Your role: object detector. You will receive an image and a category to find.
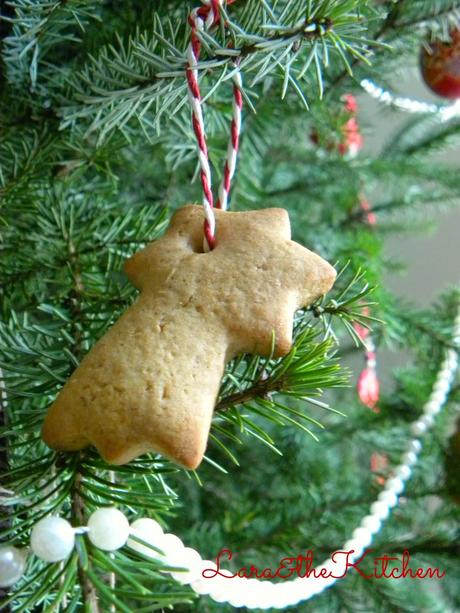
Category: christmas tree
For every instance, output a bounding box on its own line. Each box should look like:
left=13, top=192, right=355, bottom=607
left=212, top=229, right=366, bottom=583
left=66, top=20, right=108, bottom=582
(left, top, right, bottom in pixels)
left=1, top=0, right=459, bottom=611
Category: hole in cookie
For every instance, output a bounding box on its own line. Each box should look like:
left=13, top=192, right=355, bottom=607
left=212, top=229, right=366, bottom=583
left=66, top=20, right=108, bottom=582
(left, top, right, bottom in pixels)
left=187, top=235, right=205, bottom=254
left=182, top=224, right=216, bottom=254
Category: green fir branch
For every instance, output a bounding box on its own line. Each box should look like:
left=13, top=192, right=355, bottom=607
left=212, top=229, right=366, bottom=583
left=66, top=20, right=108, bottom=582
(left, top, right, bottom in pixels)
left=57, top=0, right=375, bottom=142
left=2, top=0, right=103, bottom=90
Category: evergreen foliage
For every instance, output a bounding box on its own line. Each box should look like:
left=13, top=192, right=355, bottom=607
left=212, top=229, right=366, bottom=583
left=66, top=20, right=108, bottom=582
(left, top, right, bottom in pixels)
left=1, top=0, right=459, bottom=611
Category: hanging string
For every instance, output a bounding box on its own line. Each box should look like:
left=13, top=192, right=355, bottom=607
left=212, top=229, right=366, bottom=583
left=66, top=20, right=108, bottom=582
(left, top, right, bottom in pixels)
left=186, top=0, right=243, bottom=251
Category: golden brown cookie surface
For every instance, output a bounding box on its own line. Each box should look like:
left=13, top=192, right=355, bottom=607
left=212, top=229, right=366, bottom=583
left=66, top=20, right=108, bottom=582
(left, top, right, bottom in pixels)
left=42, top=205, right=336, bottom=469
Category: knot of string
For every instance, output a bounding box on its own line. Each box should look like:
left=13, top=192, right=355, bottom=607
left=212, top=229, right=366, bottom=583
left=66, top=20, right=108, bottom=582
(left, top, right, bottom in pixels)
left=186, top=0, right=242, bottom=251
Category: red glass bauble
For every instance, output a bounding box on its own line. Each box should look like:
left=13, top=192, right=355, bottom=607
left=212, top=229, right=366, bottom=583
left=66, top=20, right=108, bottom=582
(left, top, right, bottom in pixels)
left=420, top=29, right=460, bottom=99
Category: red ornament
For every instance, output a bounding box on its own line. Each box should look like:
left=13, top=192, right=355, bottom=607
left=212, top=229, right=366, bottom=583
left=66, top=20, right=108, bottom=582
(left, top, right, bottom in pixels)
left=421, top=29, right=460, bottom=99
left=359, top=197, right=377, bottom=226
left=357, top=365, right=379, bottom=410
left=310, top=93, right=363, bottom=156
left=339, top=95, right=363, bottom=157
left=370, top=452, right=388, bottom=474
left=370, top=452, right=388, bottom=485
left=342, top=93, right=358, bottom=113
left=337, top=117, right=363, bottom=157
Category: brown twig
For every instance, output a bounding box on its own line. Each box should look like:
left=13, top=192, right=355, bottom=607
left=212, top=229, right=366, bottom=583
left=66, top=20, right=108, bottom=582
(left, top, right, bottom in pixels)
left=72, top=471, right=100, bottom=613
left=215, top=380, right=277, bottom=412
left=67, top=240, right=100, bottom=612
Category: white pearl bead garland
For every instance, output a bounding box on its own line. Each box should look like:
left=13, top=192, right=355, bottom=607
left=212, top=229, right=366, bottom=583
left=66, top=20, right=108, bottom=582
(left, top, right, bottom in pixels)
left=1, top=312, right=457, bottom=609
left=360, top=77, right=460, bottom=122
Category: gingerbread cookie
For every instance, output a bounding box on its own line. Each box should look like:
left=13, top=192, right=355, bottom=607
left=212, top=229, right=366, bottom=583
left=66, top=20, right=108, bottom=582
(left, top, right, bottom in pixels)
left=42, top=205, right=336, bottom=469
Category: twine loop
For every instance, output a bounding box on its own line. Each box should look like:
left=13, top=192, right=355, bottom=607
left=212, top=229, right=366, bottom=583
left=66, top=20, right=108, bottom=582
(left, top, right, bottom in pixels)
left=186, top=0, right=242, bottom=251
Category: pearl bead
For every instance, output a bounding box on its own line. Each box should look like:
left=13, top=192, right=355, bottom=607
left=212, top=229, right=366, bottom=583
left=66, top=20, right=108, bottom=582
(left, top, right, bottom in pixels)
left=430, top=390, right=446, bottom=406
left=0, top=545, right=27, bottom=588
left=243, top=592, right=270, bottom=610
left=190, top=560, right=218, bottom=595
left=352, top=527, right=372, bottom=548
left=228, top=580, right=250, bottom=607
left=266, top=584, right=298, bottom=609
left=342, top=538, right=364, bottom=559
left=420, top=414, right=434, bottom=429
left=190, top=578, right=211, bottom=595
left=445, top=354, right=458, bottom=370
left=264, top=582, right=287, bottom=609
left=424, top=400, right=441, bottom=416
left=370, top=500, right=390, bottom=520
left=309, top=579, right=327, bottom=598
left=433, top=380, right=449, bottom=395
left=128, top=518, right=164, bottom=557
left=31, top=517, right=75, bottom=562
left=411, top=420, right=427, bottom=436
left=408, top=439, right=422, bottom=454
left=385, top=477, right=404, bottom=495
left=401, top=451, right=417, bottom=466
left=157, top=533, right=185, bottom=566
left=320, top=557, right=347, bottom=581
left=277, top=583, right=303, bottom=607
left=238, top=578, right=267, bottom=609
left=210, top=587, right=232, bottom=604
left=169, top=547, right=202, bottom=584
left=378, top=490, right=397, bottom=508
left=88, top=508, right=129, bottom=551
left=289, top=578, right=313, bottom=601
left=208, top=570, right=235, bottom=602
left=361, top=514, right=381, bottom=534
left=395, top=464, right=412, bottom=480
left=440, top=368, right=453, bottom=382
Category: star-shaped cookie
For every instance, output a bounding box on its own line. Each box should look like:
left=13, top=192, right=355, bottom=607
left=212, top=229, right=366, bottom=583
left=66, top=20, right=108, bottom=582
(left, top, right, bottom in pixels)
left=42, top=205, right=336, bottom=469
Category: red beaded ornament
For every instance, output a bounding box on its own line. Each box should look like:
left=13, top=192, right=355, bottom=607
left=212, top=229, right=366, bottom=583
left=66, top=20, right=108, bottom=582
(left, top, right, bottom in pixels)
left=421, top=29, right=460, bottom=99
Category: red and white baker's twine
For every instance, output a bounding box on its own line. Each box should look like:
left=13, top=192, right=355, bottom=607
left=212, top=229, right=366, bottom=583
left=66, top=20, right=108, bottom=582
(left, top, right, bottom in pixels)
left=186, top=0, right=242, bottom=251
